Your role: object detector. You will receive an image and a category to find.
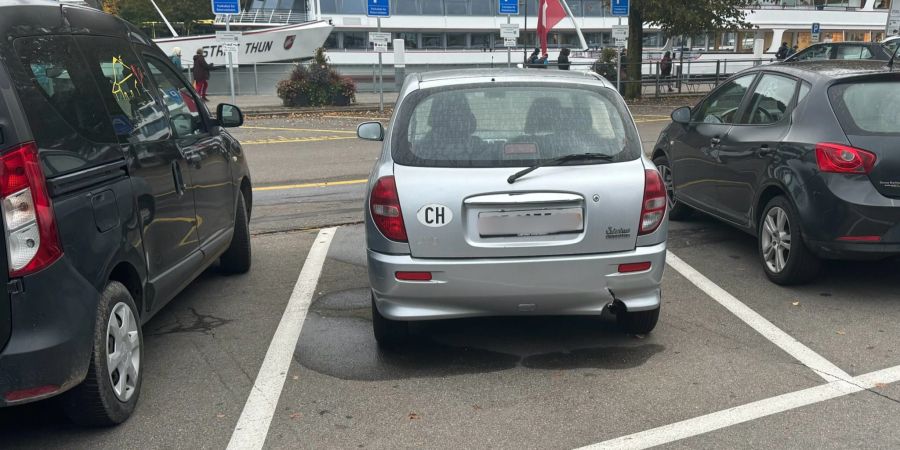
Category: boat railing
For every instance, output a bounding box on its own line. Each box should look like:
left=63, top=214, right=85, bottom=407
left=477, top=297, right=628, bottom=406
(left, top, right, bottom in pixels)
left=214, top=9, right=310, bottom=26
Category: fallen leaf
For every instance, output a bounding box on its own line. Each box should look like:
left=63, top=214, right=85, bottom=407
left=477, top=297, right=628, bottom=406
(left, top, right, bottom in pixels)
left=875, top=383, right=887, bottom=389
left=408, top=412, right=421, bottom=420
left=792, top=301, right=800, bottom=306
left=290, top=412, right=303, bottom=420
left=472, top=404, right=482, bottom=411
left=216, top=413, right=226, bottom=419
left=836, top=330, right=846, bottom=335
left=292, top=375, right=299, bottom=380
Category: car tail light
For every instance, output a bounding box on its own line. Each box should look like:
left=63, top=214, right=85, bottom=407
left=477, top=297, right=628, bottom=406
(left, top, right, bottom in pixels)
left=618, top=262, right=652, bottom=273
left=816, top=143, right=876, bottom=174
left=395, top=271, right=432, bottom=281
left=370, top=176, right=407, bottom=242
left=639, top=169, right=667, bottom=235
left=1, top=142, right=62, bottom=277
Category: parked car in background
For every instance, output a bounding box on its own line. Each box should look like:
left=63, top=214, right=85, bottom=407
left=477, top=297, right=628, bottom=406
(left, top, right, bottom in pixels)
left=359, top=69, right=668, bottom=347
left=653, top=60, right=900, bottom=285
left=0, top=1, right=252, bottom=425
left=784, top=42, right=892, bottom=62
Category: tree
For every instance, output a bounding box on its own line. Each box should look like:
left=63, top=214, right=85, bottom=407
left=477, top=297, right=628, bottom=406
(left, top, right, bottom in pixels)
left=114, top=0, right=214, bottom=36
left=625, top=0, right=754, bottom=99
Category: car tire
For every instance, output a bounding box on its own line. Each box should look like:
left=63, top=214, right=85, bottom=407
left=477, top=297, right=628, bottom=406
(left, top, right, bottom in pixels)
left=617, top=306, right=660, bottom=334
left=63, top=281, right=143, bottom=426
left=758, top=196, right=821, bottom=285
left=371, top=293, right=408, bottom=348
left=653, top=155, right=692, bottom=221
left=220, top=193, right=252, bottom=274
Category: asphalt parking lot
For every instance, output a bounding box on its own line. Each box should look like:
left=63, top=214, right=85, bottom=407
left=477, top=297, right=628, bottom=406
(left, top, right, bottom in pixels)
left=2, top=108, right=899, bottom=449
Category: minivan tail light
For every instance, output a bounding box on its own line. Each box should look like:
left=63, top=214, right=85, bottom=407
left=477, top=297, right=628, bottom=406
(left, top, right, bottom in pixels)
left=1, top=142, right=62, bottom=277
left=815, top=143, right=876, bottom=174
left=639, top=169, right=667, bottom=235
left=370, top=176, right=408, bottom=242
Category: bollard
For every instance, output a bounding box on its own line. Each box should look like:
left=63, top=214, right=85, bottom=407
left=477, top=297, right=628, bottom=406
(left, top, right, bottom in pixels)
left=254, top=63, right=259, bottom=95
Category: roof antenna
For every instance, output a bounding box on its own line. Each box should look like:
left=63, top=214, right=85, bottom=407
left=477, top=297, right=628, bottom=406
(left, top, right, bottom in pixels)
left=889, top=41, right=900, bottom=72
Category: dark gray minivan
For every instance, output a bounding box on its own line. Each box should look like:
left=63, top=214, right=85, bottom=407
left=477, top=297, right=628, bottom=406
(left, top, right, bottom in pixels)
left=0, top=1, right=252, bottom=425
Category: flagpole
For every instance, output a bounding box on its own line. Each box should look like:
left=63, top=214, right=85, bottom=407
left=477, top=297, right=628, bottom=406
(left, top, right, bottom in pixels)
left=559, top=0, right=587, bottom=51
left=523, top=0, right=529, bottom=64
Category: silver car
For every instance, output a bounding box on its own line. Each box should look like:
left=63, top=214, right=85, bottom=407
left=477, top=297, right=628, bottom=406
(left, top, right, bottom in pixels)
left=357, top=69, right=668, bottom=347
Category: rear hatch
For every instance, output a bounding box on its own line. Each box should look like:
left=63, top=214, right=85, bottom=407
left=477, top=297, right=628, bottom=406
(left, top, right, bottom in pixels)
left=389, top=81, right=646, bottom=259
left=828, top=77, right=900, bottom=198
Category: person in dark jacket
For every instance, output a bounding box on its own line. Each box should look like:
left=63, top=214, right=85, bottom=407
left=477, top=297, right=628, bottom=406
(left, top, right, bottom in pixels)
left=528, top=48, right=541, bottom=68
left=192, top=49, right=214, bottom=101
left=775, top=42, right=790, bottom=60
left=558, top=48, right=571, bottom=70
left=659, top=51, right=674, bottom=92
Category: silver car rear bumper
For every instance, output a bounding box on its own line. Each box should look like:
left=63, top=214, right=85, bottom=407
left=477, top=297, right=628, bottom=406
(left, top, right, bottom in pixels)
left=368, top=242, right=666, bottom=321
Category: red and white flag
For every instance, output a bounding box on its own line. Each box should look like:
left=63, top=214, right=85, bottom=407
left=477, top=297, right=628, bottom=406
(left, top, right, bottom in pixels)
left=537, top=0, right=567, bottom=55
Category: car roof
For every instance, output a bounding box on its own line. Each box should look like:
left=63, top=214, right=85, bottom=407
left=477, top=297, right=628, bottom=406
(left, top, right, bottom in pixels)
left=415, top=68, right=613, bottom=88
left=760, top=60, right=895, bottom=82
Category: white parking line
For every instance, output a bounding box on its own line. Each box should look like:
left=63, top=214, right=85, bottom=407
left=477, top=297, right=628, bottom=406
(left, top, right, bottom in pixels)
left=665, top=251, right=851, bottom=384
left=579, top=363, right=900, bottom=450
left=226, top=228, right=337, bottom=450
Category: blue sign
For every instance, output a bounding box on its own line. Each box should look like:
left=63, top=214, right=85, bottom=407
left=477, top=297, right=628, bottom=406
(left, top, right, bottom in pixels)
left=499, top=0, right=518, bottom=15
left=611, top=0, right=629, bottom=16
left=211, top=0, right=240, bottom=15
left=367, top=0, right=391, bottom=17
left=812, top=22, right=821, bottom=33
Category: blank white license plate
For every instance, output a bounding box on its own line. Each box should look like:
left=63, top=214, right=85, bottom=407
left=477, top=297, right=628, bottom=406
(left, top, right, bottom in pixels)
left=478, top=207, right=584, bottom=237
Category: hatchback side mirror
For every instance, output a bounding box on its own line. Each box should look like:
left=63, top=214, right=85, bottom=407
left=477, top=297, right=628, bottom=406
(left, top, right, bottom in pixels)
left=671, top=106, right=691, bottom=124
left=217, top=103, right=244, bottom=128
left=357, top=121, right=384, bottom=141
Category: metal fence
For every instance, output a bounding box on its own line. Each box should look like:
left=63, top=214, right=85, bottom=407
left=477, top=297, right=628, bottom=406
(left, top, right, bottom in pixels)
left=186, top=56, right=775, bottom=98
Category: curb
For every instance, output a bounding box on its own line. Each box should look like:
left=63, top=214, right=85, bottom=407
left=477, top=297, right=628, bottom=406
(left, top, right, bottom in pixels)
left=243, top=103, right=391, bottom=117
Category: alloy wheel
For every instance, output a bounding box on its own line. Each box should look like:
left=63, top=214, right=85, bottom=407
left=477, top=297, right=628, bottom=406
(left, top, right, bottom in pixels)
left=106, top=302, right=141, bottom=402
left=658, top=164, right=675, bottom=206
left=761, top=206, right=792, bottom=274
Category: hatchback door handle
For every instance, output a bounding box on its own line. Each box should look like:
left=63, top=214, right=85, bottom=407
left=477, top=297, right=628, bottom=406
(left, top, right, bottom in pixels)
left=710, top=137, right=721, bottom=146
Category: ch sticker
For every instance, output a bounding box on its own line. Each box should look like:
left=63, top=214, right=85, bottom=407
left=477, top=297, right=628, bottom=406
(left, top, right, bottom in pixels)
left=417, top=204, right=452, bottom=227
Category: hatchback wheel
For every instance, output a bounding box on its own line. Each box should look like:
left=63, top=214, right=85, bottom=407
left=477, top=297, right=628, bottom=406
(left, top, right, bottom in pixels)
left=220, top=192, right=252, bottom=274
left=617, top=306, right=660, bottom=334
left=371, top=293, right=408, bottom=348
left=63, top=281, right=143, bottom=426
left=758, top=196, right=821, bottom=285
left=653, top=155, right=692, bottom=220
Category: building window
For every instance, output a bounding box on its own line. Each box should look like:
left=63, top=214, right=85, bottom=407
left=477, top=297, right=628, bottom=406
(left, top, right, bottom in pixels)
left=324, top=32, right=338, bottom=49
left=445, top=0, right=467, bottom=14
left=320, top=0, right=337, bottom=13
left=394, top=0, right=418, bottom=14
left=420, top=0, right=443, bottom=14
left=583, top=0, right=607, bottom=16
left=395, top=32, right=419, bottom=49
left=471, top=33, right=492, bottom=49
left=343, top=31, right=367, bottom=49
left=341, top=0, right=366, bottom=14
left=471, top=0, right=491, bottom=14
left=422, top=33, right=444, bottom=48
left=447, top=33, right=468, bottom=48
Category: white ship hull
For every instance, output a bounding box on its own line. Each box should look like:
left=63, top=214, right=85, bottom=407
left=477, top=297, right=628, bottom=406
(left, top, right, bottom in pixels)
left=154, top=21, right=333, bottom=66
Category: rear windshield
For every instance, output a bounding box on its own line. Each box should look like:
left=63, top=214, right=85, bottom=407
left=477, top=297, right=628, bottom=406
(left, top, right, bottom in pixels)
left=829, top=82, right=900, bottom=135
left=391, top=83, right=641, bottom=168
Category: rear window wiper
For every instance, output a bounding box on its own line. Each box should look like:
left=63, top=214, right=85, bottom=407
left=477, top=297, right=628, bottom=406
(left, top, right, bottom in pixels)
left=507, top=153, right=614, bottom=184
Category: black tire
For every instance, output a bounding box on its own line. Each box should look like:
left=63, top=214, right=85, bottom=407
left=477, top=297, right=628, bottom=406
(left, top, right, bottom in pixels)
left=220, top=193, right=252, bottom=274
left=653, top=155, right=693, bottom=221
left=758, top=196, right=821, bottom=285
left=371, top=293, right=408, bottom=348
left=617, top=307, right=660, bottom=335
left=63, top=282, right=143, bottom=426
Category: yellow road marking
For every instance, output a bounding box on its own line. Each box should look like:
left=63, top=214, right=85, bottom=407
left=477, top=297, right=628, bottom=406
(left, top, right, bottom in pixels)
left=242, top=126, right=356, bottom=134
left=242, top=136, right=356, bottom=145
left=253, top=179, right=368, bottom=192
left=322, top=115, right=392, bottom=121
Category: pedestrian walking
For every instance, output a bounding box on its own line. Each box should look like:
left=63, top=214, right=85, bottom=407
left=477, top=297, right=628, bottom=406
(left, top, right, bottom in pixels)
left=775, top=42, right=790, bottom=60
left=192, top=48, right=214, bottom=101
left=659, top=51, right=674, bottom=92
left=789, top=45, right=798, bottom=57
left=558, top=48, right=571, bottom=70
left=169, top=47, right=183, bottom=71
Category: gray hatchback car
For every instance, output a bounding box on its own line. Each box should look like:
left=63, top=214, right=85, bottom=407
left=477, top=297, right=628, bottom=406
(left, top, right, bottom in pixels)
left=357, top=69, right=668, bottom=347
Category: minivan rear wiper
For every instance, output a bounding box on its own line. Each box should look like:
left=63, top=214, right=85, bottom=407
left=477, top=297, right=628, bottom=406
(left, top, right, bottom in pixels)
left=507, top=153, right=614, bottom=184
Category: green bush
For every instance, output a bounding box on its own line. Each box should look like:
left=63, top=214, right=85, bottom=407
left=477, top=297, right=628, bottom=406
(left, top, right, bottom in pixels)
left=592, top=48, right=620, bottom=85
left=277, top=48, right=357, bottom=107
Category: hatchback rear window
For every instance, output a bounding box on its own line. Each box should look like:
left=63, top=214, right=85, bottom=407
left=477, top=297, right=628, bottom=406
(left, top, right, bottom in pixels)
left=391, top=83, right=641, bottom=168
left=829, top=82, right=900, bottom=135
